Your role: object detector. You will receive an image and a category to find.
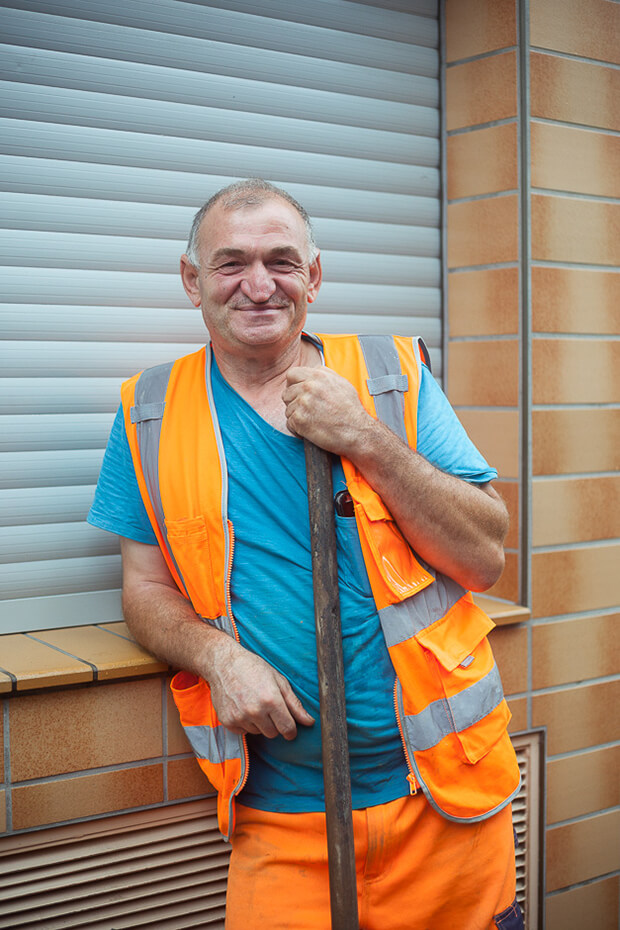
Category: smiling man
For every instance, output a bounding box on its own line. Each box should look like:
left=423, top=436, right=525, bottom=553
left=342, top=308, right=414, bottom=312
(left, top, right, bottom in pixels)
left=88, top=179, right=524, bottom=930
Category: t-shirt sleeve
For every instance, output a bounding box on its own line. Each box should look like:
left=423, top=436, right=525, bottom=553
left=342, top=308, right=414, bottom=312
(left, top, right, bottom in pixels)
left=416, top=365, right=497, bottom=484
left=87, top=406, right=158, bottom=544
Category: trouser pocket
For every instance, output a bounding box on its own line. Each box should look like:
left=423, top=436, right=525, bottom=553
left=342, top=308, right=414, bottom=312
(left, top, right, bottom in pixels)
left=494, top=897, right=524, bottom=930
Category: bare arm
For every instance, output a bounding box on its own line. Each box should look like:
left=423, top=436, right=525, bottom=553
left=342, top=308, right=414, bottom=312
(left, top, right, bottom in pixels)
left=282, top=366, right=508, bottom=592
left=121, top=537, right=314, bottom=738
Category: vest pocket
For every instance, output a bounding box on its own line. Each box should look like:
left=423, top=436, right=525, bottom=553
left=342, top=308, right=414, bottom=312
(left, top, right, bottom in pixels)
left=415, top=599, right=510, bottom=764
left=165, top=515, right=222, bottom=618
left=349, top=482, right=432, bottom=602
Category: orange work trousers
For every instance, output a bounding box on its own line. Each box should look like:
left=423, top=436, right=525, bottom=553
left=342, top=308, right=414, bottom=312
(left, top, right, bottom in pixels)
left=225, top=794, right=522, bottom=930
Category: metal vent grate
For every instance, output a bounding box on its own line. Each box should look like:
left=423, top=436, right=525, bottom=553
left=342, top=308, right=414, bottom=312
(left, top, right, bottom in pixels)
left=511, top=730, right=546, bottom=930
left=0, top=800, right=230, bottom=929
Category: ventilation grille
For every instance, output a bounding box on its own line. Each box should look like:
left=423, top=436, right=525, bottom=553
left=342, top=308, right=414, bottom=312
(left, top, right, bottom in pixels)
left=0, top=800, right=230, bottom=929
left=511, top=730, right=545, bottom=930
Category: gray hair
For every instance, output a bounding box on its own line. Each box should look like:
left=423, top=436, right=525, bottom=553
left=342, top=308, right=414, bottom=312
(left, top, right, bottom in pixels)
left=185, top=179, right=318, bottom=268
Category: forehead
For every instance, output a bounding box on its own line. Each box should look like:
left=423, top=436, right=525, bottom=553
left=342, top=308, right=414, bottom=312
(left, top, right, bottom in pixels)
left=198, top=198, right=308, bottom=257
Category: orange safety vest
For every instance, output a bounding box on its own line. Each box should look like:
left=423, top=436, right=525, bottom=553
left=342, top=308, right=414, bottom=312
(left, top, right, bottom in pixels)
left=121, top=333, right=521, bottom=840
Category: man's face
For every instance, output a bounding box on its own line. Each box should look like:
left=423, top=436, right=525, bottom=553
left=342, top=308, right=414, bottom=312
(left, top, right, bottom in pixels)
left=180, top=198, right=322, bottom=359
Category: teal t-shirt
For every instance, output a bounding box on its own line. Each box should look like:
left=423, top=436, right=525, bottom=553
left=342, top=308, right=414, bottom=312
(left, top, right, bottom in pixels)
left=209, top=361, right=409, bottom=811
left=88, top=353, right=497, bottom=812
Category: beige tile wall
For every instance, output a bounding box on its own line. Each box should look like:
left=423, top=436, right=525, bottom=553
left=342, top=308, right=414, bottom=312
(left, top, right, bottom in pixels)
left=1, top=676, right=213, bottom=836
left=445, top=0, right=620, bottom=922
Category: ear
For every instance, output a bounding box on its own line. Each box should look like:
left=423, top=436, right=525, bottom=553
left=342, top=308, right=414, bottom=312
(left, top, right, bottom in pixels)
left=180, top=254, right=201, bottom=307
left=306, top=252, right=322, bottom=304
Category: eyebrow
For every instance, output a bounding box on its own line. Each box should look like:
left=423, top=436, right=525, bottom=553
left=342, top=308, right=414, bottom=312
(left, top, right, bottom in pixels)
left=210, top=245, right=305, bottom=263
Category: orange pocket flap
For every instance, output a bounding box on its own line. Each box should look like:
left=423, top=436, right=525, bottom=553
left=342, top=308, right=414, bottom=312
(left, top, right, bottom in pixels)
left=415, top=596, right=495, bottom=672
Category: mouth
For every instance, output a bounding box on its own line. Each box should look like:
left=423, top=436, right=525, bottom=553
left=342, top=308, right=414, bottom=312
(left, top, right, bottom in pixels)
left=231, top=301, right=289, bottom=312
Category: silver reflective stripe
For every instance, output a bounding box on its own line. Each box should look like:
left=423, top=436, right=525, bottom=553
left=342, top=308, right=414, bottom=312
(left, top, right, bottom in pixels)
left=184, top=723, right=243, bottom=764
left=366, top=373, right=409, bottom=396
left=379, top=570, right=466, bottom=647
left=203, top=614, right=230, bottom=635
left=131, top=361, right=189, bottom=598
left=358, top=334, right=408, bottom=442
left=130, top=401, right=166, bottom=423
left=402, top=663, right=505, bottom=752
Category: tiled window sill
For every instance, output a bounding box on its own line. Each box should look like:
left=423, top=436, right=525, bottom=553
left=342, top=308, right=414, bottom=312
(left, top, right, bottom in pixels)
left=0, top=623, right=167, bottom=694
left=472, top=594, right=530, bottom=627
left=0, top=596, right=529, bottom=695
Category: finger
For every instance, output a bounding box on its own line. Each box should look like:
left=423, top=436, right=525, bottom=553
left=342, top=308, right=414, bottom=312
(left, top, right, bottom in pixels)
left=279, top=680, right=315, bottom=729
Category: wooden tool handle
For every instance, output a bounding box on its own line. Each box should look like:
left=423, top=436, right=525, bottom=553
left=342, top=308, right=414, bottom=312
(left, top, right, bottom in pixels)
left=304, top=439, right=359, bottom=930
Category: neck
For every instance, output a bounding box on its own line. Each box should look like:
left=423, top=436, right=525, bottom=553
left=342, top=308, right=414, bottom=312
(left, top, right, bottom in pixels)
left=211, top=335, right=321, bottom=434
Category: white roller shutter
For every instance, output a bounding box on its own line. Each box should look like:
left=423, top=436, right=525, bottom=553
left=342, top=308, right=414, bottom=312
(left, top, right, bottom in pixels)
left=0, top=0, right=441, bottom=632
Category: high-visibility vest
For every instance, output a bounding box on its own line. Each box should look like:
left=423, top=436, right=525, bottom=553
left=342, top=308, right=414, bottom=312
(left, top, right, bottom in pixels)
left=121, top=333, right=521, bottom=840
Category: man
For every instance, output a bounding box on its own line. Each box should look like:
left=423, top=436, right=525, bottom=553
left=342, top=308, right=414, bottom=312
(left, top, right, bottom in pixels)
left=89, top=179, right=524, bottom=930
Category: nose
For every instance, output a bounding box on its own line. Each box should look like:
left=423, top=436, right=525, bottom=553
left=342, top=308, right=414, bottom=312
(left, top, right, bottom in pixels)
left=239, top=262, right=277, bottom=303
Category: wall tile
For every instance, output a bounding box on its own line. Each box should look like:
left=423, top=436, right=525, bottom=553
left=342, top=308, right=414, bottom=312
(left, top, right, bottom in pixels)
left=485, top=550, right=519, bottom=603
left=455, top=409, right=520, bottom=479
left=531, top=53, right=620, bottom=130
left=167, top=758, right=213, bottom=802
left=532, top=338, right=620, bottom=405
left=11, top=764, right=164, bottom=830
left=532, top=195, right=620, bottom=266
left=546, top=875, right=619, bottom=930
left=489, top=624, right=528, bottom=695
left=448, top=340, right=519, bottom=406
left=497, top=480, right=519, bottom=550
left=546, top=810, right=620, bottom=892
left=532, top=408, right=620, bottom=476
left=507, top=698, right=527, bottom=733
left=532, top=679, right=620, bottom=755
left=448, top=267, right=520, bottom=337
left=446, top=52, right=517, bottom=131
left=533, top=612, right=620, bottom=690
left=448, top=195, right=519, bottom=267
left=532, top=266, right=620, bottom=335
left=546, top=745, right=620, bottom=824
left=531, top=0, right=620, bottom=65
left=445, top=0, right=516, bottom=62
left=531, top=122, right=620, bottom=198
left=447, top=123, right=518, bottom=199
left=532, top=544, right=620, bottom=618
left=10, top=679, right=163, bottom=782
left=532, top=476, right=620, bottom=547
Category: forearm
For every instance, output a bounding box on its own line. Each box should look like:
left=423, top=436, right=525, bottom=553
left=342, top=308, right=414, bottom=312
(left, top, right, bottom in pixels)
left=344, top=417, right=508, bottom=591
left=121, top=577, right=232, bottom=678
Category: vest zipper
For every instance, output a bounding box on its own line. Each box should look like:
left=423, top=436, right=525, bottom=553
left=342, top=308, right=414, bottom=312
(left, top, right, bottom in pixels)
left=393, top=679, right=425, bottom=799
